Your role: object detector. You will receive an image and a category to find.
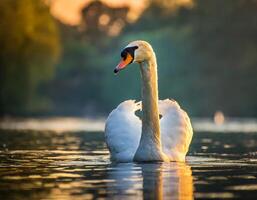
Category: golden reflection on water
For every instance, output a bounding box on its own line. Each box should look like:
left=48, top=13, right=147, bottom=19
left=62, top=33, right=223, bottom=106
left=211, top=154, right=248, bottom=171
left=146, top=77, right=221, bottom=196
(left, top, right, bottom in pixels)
left=1, top=154, right=193, bottom=199
left=107, top=162, right=193, bottom=200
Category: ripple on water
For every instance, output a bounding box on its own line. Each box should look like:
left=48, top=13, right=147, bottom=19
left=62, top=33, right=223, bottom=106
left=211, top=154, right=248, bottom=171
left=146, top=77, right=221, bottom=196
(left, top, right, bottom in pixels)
left=0, top=130, right=256, bottom=200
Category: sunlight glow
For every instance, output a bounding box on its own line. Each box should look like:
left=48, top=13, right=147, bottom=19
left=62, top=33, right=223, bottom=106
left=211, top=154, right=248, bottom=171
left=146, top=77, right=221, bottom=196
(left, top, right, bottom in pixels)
left=99, top=14, right=111, bottom=26
left=48, top=0, right=148, bottom=25
left=214, top=111, right=225, bottom=125
left=108, top=19, right=125, bottom=36
left=47, top=0, right=193, bottom=25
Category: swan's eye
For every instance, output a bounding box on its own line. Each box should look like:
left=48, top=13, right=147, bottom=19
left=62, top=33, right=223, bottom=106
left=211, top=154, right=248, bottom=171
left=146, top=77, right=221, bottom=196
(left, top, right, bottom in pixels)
left=121, top=46, right=138, bottom=61
left=121, top=50, right=127, bottom=60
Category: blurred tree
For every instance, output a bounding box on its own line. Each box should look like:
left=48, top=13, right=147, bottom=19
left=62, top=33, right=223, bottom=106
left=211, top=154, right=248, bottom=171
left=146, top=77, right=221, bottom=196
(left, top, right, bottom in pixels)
left=80, top=1, right=129, bottom=47
left=0, top=0, right=60, bottom=115
left=46, top=1, right=130, bottom=115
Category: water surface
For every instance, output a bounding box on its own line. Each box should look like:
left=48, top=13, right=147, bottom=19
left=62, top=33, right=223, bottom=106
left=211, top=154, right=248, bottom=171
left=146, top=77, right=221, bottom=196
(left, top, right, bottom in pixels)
left=0, top=130, right=256, bottom=199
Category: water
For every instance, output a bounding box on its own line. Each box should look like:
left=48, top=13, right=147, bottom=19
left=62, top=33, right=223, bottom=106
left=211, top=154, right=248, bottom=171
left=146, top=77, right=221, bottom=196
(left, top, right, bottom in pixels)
left=0, top=129, right=256, bottom=199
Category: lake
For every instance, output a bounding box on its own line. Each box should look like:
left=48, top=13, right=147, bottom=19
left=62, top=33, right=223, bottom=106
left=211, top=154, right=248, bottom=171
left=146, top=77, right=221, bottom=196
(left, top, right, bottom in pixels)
left=0, top=119, right=257, bottom=199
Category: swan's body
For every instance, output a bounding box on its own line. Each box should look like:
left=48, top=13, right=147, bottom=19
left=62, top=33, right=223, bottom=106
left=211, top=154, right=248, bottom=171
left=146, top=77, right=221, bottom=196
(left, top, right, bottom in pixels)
left=105, top=40, right=193, bottom=162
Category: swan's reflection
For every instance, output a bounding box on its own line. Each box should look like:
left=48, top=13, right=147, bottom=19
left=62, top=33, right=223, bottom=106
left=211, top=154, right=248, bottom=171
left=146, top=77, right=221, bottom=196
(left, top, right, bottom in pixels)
left=107, top=162, right=193, bottom=200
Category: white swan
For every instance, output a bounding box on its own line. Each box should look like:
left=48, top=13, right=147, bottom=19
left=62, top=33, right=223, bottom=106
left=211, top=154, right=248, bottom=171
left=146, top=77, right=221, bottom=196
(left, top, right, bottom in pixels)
left=105, top=40, right=193, bottom=162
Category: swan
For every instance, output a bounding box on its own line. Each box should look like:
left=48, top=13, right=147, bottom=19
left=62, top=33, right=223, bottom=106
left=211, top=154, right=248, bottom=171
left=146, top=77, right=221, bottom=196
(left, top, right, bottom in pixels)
left=105, top=40, right=193, bottom=162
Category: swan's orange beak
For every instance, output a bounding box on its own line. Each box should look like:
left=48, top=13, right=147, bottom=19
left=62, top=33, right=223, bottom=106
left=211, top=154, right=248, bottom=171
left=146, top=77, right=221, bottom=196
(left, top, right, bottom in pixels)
left=114, top=53, right=133, bottom=74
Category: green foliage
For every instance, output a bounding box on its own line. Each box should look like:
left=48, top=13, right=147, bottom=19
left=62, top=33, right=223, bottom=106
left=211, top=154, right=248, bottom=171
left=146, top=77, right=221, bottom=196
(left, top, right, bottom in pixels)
left=179, top=0, right=257, bottom=116
left=0, top=0, right=60, bottom=114
left=2, top=0, right=257, bottom=117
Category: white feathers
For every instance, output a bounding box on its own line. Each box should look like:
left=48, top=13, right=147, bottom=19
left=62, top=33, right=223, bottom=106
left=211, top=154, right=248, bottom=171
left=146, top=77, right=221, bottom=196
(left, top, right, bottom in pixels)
left=105, top=99, right=193, bottom=163
left=159, top=99, right=193, bottom=162
left=105, top=100, right=141, bottom=162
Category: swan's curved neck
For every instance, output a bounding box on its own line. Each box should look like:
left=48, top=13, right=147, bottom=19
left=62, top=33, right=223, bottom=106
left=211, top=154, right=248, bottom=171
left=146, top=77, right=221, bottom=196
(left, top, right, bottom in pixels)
left=134, top=51, right=165, bottom=161
left=140, top=55, right=161, bottom=145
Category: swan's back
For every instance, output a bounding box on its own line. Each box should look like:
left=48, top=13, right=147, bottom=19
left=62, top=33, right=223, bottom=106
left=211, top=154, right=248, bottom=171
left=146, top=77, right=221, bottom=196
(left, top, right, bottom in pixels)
left=105, top=100, right=141, bottom=162
left=159, top=99, right=193, bottom=162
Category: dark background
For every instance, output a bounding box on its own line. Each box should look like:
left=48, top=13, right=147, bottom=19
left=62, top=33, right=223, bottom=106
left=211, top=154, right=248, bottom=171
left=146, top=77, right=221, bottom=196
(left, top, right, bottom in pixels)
left=1, top=0, right=257, bottom=117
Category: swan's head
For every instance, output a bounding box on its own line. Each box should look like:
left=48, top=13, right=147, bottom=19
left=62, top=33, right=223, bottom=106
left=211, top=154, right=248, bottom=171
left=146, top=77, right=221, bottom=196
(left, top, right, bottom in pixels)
left=114, top=40, right=154, bottom=74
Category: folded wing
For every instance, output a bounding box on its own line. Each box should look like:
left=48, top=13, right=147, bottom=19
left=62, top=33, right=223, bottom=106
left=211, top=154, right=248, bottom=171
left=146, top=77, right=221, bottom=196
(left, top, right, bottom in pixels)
left=105, top=100, right=141, bottom=162
left=159, top=99, right=193, bottom=162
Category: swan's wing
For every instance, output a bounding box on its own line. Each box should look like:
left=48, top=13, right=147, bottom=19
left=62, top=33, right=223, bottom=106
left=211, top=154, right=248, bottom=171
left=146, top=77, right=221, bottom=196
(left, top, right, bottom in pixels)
left=159, top=99, right=193, bottom=162
left=105, top=100, right=142, bottom=162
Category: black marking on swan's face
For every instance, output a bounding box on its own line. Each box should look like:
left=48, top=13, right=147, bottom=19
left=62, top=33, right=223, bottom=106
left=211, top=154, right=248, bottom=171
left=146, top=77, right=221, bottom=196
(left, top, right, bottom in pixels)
left=114, top=45, right=139, bottom=74
left=120, top=46, right=138, bottom=63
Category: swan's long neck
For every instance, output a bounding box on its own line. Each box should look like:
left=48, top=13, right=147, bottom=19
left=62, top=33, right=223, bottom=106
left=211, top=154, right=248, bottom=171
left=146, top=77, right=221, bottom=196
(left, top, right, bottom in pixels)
left=134, top=50, right=166, bottom=161
left=140, top=55, right=161, bottom=147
